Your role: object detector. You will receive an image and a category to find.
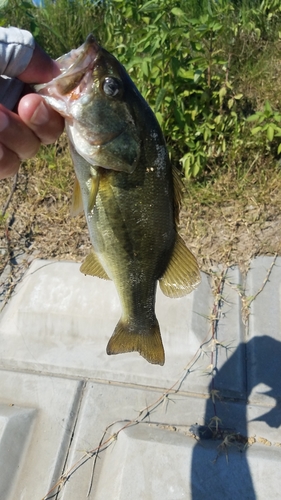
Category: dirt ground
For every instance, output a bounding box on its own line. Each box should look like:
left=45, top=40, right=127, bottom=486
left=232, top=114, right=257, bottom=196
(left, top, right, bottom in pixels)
left=1, top=139, right=281, bottom=302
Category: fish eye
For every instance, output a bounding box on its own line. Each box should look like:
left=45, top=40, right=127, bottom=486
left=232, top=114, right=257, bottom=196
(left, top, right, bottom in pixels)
left=102, top=77, right=122, bottom=97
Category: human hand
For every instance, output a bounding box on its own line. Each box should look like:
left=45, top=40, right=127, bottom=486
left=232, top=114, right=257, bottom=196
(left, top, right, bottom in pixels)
left=0, top=42, right=64, bottom=179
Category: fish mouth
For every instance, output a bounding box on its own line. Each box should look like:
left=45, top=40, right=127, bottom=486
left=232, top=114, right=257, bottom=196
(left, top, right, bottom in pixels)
left=36, top=34, right=101, bottom=96
left=54, top=34, right=100, bottom=96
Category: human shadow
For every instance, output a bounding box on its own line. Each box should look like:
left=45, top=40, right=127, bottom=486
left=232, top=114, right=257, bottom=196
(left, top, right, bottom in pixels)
left=190, top=335, right=281, bottom=500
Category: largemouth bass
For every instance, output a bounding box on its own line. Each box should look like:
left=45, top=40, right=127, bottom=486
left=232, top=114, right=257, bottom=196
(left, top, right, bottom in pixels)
left=36, top=34, right=200, bottom=365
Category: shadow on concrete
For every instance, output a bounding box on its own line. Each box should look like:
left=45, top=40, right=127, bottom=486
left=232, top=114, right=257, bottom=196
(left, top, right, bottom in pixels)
left=191, top=335, right=281, bottom=499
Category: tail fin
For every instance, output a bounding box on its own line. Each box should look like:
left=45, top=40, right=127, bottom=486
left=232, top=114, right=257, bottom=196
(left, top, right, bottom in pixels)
left=106, top=319, right=165, bottom=366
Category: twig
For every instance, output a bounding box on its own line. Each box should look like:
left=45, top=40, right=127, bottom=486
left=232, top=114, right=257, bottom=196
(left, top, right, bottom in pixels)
left=246, top=254, right=277, bottom=308
left=208, top=269, right=228, bottom=418
left=1, top=172, right=18, bottom=218
left=225, top=254, right=278, bottom=332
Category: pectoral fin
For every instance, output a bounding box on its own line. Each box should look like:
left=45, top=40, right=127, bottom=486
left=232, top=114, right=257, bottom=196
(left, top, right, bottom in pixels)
left=70, top=177, right=83, bottom=216
left=87, top=170, right=100, bottom=212
left=159, top=234, right=201, bottom=298
left=80, top=249, right=110, bottom=280
left=107, top=319, right=165, bottom=365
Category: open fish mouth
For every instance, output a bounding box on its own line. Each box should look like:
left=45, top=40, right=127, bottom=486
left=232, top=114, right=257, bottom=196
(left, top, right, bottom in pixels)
left=36, top=34, right=100, bottom=97
left=36, top=35, right=127, bottom=151
left=36, top=34, right=141, bottom=172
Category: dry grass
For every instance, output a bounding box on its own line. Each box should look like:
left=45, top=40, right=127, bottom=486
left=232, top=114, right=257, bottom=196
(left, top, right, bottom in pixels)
left=180, top=161, right=281, bottom=275
left=1, top=134, right=281, bottom=290
left=0, top=135, right=90, bottom=270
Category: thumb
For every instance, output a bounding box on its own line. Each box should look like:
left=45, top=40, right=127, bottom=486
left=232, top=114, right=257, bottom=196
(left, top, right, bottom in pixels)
left=17, top=43, right=60, bottom=84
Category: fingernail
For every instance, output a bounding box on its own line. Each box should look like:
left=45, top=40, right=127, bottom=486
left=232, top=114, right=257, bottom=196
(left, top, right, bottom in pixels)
left=30, top=101, right=49, bottom=126
left=0, top=110, right=9, bottom=132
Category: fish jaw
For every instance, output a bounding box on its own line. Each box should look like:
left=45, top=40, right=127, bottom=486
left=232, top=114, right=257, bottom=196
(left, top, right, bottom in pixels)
left=35, top=34, right=100, bottom=115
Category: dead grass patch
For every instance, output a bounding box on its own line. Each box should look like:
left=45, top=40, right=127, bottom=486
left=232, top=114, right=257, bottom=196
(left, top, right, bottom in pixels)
left=1, top=135, right=281, bottom=287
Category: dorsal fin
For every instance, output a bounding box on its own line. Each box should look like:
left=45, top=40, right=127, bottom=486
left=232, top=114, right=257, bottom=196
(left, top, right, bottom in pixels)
left=70, top=176, right=83, bottom=216
left=159, top=234, right=201, bottom=298
left=172, top=166, right=184, bottom=224
left=80, top=249, right=110, bottom=280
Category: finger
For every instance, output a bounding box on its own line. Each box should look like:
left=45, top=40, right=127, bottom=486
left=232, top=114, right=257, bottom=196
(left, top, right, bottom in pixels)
left=18, top=94, right=64, bottom=145
left=0, top=105, right=40, bottom=160
left=0, top=143, right=20, bottom=180
left=17, top=42, right=60, bottom=83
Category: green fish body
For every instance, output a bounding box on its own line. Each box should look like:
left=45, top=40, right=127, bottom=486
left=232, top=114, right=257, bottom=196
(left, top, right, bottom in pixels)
left=36, top=35, right=201, bottom=365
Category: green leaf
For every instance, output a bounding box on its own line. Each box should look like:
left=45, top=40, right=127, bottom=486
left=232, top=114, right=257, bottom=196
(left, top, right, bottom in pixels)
left=139, top=1, right=158, bottom=12
left=251, top=126, right=262, bottom=135
left=219, top=87, right=227, bottom=99
left=247, top=114, right=260, bottom=122
left=155, top=111, right=163, bottom=126
left=177, top=67, right=194, bottom=79
left=277, top=143, right=281, bottom=154
left=192, top=162, right=201, bottom=177
left=228, top=98, right=234, bottom=109
left=194, top=70, right=203, bottom=83
left=171, top=7, right=186, bottom=18
left=155, top=88, right=166, bottom=112
left=267, top=125, right=274, bottom=141
left=234, top=93, right=243, bottom=100
left=264, top=100, right=272, bottom=113
left=141, top=59, right=149, bottom=77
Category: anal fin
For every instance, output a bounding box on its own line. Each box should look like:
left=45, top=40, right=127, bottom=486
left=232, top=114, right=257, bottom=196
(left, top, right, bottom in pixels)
left=159, top=234, right=201, bottom=298
left=80, top=249, right=110, bottom=280
left=107, top=319, right=165, bottom=366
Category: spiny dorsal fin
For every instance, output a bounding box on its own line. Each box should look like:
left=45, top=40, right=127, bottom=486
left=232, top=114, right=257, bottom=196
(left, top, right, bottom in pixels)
left=172, top=166, right=184, bottom=224
left=80, top=249, right=110, bottom=280
left=71, top=176, right=83, bottom=216
left=107, top=319, right=165, bottom=365
left=159, top=234, right=201, bottom=298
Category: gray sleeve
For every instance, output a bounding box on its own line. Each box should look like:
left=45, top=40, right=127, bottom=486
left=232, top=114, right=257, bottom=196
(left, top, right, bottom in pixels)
left=0, top=27, right=35, bottom=110
left=0, top=27, right=35, bottom=77
left=0, top=76, right=24, bottom=110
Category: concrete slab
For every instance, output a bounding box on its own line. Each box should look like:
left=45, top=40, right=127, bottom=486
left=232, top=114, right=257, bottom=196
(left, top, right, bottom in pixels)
left=0, top=368, right=83, bottom=499
left=206, top=266, right=246, bottom=398
left=57, top=381, right=280, bottom=500
left=246, top=256, right=281, bottom=404
left=0, top=259, right=213, bottom=391
left=95, top=424, right=281, bottom=500
left=0, top=260, right=246, bottom=398
left=0, top=256, right=280, bottom=499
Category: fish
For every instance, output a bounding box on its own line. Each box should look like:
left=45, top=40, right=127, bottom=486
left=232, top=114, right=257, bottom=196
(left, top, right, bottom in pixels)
left=36, top=34, right=201, bottom=365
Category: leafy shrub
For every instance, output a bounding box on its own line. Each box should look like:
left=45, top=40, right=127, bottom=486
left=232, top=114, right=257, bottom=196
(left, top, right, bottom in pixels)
left=2, top=0, right=281, bottom=177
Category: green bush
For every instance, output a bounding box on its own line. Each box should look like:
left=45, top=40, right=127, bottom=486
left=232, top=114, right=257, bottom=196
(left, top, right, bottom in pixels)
left=2, top=0, right=281, bottom=177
